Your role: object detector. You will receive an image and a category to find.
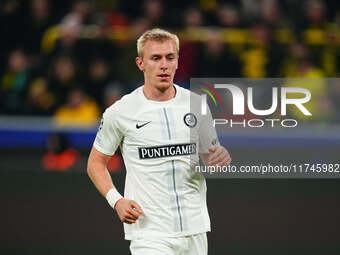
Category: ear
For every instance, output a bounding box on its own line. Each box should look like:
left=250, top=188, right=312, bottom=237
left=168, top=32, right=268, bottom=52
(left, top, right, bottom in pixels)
left=136, top=57, right=144, bottom=72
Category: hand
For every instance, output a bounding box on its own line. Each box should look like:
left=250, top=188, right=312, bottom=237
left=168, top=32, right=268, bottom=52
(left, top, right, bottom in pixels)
left=114, top=198, right=143, bottom=224
left=207, top=146, right=232, bottom=167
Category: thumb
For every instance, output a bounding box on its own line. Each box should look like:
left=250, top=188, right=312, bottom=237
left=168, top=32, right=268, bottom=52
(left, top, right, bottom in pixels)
left=208, top=147, right=217, bottom=153
left=130, top=200, right=143, bottom=214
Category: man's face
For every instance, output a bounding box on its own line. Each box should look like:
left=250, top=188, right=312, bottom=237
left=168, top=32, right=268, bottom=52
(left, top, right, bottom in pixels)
left=136, top=39, right=178, bottom=91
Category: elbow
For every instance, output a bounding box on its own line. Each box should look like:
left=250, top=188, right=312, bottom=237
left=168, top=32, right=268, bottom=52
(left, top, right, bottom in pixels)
left=87, top=160, right=93, bottom=177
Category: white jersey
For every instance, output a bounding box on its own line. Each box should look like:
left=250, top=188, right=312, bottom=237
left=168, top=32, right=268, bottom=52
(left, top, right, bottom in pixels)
left=94, top=84, right=218, bottom=240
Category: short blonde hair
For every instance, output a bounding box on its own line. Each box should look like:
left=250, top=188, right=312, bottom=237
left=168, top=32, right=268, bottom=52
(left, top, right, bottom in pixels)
left=137, top=28, right=180, bottom=57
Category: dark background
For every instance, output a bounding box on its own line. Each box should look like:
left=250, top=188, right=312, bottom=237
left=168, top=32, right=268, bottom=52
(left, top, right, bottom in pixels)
left=1, top=171, right=340, bottom=255
left=1, top=139, right=340, bottom=255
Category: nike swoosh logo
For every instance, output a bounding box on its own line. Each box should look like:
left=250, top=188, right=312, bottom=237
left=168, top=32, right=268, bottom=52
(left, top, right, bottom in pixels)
left=136, top=121, right=151, bottom=129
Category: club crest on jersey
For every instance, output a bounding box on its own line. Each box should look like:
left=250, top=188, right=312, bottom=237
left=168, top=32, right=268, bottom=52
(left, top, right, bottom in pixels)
left=183, top=113, right=197, bottom=128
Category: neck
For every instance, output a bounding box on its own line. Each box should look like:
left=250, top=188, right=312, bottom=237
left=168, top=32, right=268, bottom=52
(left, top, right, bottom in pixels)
left=143, top=83, right=176, bottom=101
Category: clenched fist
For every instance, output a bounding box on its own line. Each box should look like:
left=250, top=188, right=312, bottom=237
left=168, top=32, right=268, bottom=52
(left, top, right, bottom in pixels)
left=207, top=146, right=232, bottom=166
left=115, top=198, right=143, bottom=224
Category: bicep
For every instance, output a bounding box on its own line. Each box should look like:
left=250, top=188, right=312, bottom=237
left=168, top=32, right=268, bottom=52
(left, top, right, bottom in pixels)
left=88, top=146, right=111, bottom=170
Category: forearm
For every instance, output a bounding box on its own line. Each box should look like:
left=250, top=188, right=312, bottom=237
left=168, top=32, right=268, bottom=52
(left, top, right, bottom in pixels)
left=88, top=160, right=124, bottom=210
left=87, top=161, right=115, bottom=197
left=87, top=146, right=118, bottom=197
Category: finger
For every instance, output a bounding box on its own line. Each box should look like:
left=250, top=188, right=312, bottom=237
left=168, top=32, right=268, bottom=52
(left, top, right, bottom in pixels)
left=217, top=157, right=231, bottom=167
left=208, top=150, right=224, bottom=165
left=125, top=210, right=138, bottom=220
left=223, top=155, right=232, bottom=166
left=218, top=150, right=230, bottom=163
left=210, top=156, right=226, bottom=166
left=208, top=147, right=217, bottom=153
left=209, top=146, right=225, bottom=159
left=130, top=200, right=143, bottom=214
left=216, top=157, right=228, bottom=166
left=211, top=152, right=230, bottom=166
left=128, top=208, right=141, bottom=219
left=123, top=217, right=136, bottom=224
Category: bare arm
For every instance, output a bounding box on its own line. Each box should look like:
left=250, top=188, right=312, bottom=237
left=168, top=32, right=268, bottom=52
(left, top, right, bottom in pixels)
left=87, top=146, right=114, bottom=197
left=200, top=146, right=232, bottom=167
left=87, top=146, right=143, bottom=224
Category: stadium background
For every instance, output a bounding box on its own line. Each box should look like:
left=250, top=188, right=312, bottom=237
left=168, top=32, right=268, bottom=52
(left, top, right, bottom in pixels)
left=1, top=0, right=340, bottom=254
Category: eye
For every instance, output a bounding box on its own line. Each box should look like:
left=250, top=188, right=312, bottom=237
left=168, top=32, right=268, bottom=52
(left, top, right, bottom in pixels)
left=152, top=56, right=160, bottom=60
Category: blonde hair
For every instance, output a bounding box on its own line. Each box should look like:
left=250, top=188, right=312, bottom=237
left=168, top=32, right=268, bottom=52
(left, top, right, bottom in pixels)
left=137, top=28, right=179, bottom=57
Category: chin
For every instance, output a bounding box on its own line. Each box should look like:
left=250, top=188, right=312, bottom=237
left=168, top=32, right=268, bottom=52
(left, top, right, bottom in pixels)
left=155, top=82, right=172, bottom=92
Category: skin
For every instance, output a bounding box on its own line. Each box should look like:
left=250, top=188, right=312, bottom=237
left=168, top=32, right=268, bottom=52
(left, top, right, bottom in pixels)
left=135, top=39, right=178, bottom=101
left=87, top=38, right=231, bottom=225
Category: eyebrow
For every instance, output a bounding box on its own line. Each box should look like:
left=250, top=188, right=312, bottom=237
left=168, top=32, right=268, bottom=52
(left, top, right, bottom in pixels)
left=150, top=53, right=175, bottom=58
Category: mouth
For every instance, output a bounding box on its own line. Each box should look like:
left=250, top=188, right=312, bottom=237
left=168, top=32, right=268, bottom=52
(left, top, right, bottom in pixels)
left=157, top=74, right=170, bottom=80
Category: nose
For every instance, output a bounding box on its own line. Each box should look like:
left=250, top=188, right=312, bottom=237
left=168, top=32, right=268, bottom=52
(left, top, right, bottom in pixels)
left=160, top=58, right=168, bottom=71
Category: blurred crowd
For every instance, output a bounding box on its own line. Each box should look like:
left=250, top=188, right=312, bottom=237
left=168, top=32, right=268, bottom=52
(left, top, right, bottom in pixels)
left=1, top=0, right=340, bottom=124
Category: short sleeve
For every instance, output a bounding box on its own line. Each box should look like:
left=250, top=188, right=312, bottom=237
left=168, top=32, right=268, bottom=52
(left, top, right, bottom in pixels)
left=198, top=106, right=219, bottom=153
left=93, top=109, right=123, bottom=156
